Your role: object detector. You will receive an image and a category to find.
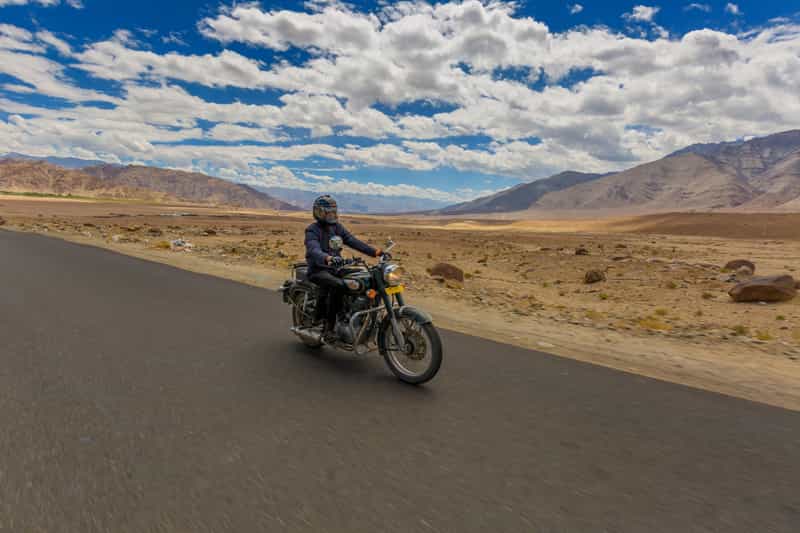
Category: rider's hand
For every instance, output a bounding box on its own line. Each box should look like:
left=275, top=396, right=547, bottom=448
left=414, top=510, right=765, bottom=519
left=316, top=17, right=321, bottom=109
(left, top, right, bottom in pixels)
left=380, top=251, right=392, bottom=261
left=329, top=256, right=345, bottom=268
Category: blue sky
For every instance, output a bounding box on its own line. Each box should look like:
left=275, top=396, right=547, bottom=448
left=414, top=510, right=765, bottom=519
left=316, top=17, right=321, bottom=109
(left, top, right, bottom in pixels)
left=1, top=0, right=799, bottom=204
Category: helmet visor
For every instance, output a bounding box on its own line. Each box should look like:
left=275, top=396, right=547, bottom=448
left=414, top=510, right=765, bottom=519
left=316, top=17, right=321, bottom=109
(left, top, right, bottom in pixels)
left=320, top=205, right=337, bottom=224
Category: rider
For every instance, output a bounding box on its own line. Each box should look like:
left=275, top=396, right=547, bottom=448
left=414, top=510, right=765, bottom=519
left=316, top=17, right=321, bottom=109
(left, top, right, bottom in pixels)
left=305, top=195, right=384, bottom=339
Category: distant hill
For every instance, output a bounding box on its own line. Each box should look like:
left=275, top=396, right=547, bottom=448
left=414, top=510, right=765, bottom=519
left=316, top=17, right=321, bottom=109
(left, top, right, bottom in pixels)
left=0, top=160, right=298, bottom=210
left=437, top=129, right=800, bottom=213
left=432, top=171, right=606, bottom=215
left=260, top=187, right=450, bottom=213
left=1, top=152, right=106, bottom=169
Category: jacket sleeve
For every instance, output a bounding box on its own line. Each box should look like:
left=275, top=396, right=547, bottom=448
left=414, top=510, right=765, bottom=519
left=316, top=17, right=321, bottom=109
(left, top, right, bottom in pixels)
left=305, top=225, right=329, bottom=267
left=340, top=224, right=378, bottom=257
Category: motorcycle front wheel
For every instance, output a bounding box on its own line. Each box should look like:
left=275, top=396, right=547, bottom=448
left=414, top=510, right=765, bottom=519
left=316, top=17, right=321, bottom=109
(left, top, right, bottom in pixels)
left=379, top=317, right=442, bottom=385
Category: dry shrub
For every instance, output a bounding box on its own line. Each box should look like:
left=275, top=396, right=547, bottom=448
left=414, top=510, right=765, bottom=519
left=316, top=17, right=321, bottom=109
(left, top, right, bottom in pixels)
left=639, top=317, right=671, bottom=331
left=731, top=325, right=749, bottom=336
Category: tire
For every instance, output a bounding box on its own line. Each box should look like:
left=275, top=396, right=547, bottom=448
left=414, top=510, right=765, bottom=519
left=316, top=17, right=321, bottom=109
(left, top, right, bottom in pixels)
left=291, top=289, right=322, bottom=349
left=379, top=318, right=443, bottom=385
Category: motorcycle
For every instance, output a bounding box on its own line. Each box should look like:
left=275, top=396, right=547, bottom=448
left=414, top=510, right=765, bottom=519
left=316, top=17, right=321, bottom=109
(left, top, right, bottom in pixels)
left=279, top=239, right=443, bottom=385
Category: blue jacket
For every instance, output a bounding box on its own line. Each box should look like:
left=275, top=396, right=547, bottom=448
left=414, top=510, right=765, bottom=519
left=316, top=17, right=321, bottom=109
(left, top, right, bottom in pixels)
left=305, top=221, right=378, bottom=274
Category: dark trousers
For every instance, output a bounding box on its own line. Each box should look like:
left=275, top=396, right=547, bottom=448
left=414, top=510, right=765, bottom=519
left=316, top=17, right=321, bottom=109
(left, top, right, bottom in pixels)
left=308, top=270, right=346, bottom=330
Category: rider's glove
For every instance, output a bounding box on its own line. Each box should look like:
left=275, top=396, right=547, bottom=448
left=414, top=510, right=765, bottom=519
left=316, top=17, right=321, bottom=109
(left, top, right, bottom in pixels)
left=380, top=251, right=392, bottom=261
left=329, top=256, right=345, bottom=268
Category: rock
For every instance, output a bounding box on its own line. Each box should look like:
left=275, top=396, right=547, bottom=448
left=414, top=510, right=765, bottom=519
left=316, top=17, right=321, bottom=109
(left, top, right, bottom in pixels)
left=575, top=246, right=590, bottom=256
left=584, top=270, right=606, bottom=284
left=736, top=264, right=754, bottom=277
left=146, top=227, right=163, bottom=236
left=611, top=255, right=631, bottom=261
left=111, top=234, right=123, bottom=243
left=203, top=229, right=217, bottom=236
left=729, top=275, right=797, bottom=303
left=170, top=238, right=193, bottom=251
left=429, top=262, right=464, bottom=282
left=724, top=259, right=755, bottom=273
left=444, top=279, right=463, bottom=290
left=0, top=216, right=5, bottom=226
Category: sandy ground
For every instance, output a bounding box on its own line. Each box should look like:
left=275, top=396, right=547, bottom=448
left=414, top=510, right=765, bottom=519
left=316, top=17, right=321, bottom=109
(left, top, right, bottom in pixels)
left=2, top=195, right=799, bottom=410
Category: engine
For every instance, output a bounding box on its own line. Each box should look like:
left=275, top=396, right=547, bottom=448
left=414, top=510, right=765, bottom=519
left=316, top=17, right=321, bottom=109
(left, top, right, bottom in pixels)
left=335, top=295, right=372, bottom=345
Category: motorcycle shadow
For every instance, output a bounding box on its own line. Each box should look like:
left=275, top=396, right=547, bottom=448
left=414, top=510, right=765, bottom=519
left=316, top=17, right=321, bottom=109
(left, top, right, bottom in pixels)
left=276, top=340, right=436, bottom=393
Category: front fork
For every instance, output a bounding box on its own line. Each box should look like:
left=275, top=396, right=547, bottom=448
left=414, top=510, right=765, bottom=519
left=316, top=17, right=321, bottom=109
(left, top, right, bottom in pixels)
left=381, top=291, right=406, bottom=348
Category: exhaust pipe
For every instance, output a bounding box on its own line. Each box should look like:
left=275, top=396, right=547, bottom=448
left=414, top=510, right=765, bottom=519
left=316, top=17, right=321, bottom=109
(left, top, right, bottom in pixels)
left=291, top=326, right=322, bottom=345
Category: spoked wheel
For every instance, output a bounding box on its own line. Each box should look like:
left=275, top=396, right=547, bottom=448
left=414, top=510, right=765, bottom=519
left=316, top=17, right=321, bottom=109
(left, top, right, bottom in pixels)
left=291, top=289, right=322, bottom=349
left=380, top=317, right=442, bottom=385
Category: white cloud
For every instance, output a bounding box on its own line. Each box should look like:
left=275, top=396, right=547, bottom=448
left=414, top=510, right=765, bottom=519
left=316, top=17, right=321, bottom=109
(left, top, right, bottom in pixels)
left=569, top=4, right=583, bottom=15
left=36, top=30, right=72, bottom=55
left=684, top=3, right=711, bottom=12
left=0, top=0, right=81, bottom=7
left=0, top=23, right=44, bottom=52
left=302, top=172, right=335, bottom=182
left=623, top=5, right=661, bottom=23
left=725, top=3, right=742, bottom=16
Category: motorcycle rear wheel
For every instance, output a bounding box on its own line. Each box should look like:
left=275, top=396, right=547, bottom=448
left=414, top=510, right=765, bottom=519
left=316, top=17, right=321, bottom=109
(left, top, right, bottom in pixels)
left=292, top=289, right=322, bottom=349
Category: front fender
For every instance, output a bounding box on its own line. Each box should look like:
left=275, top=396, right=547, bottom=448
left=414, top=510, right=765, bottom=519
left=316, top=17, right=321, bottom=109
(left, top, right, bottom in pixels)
left=395, top=305, right=433, bottom=325
left=378, top=305, right=433, bottom=355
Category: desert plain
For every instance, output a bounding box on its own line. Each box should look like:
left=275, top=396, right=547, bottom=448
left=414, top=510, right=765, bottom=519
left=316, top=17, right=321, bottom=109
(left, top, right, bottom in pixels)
left=2, top=194, right=799, bottom=410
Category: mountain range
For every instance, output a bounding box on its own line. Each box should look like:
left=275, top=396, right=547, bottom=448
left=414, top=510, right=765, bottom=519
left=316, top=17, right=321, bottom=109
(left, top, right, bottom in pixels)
left=2, top=129, right=799, bottom=214
left=259, top=187, right=450, bottom=213
left=0, top=159, right=297, bottom=210
left=434, top=129, right=800, bottom=214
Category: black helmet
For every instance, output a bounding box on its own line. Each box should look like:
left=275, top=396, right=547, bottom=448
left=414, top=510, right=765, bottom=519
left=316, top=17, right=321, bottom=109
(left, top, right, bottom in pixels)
left=313, top=195, right=338, bottom=224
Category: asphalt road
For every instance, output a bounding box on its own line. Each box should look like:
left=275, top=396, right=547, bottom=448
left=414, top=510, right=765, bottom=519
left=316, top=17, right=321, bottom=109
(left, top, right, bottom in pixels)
left=1, top=229, right=799, bottom=533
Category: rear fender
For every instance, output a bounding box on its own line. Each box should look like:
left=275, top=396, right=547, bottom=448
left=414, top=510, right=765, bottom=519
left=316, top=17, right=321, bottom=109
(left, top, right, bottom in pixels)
left=280, top=280, right=316, bottom=304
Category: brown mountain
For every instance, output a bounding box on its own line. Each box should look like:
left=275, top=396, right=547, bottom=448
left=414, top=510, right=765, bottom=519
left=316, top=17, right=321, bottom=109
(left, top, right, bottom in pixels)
left=535, top=153, right=756, bottom=210
left=0, top=160, right=297, bottom=210
left=442, top=130, right=800, bottom=213
left=431, top=171, right=606, bottom=215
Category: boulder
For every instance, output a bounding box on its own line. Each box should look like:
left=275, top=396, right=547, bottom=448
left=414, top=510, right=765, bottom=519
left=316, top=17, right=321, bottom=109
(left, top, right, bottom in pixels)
left=575, top=246, right=590, bottom=256
left=725, top=259, right=755, bottom=273
left=729, top=275, right=797, bottom=303
left=0, top=216, right=5, bottom=226
left=736, top=265, right=754, bottom=277
left=429, top=262, right=464, bottom=282
left=146, top=227, right=163, bottom=236
left=444, top=279, right=463, bottom=290
left=584, top=270, right=606, bottom=284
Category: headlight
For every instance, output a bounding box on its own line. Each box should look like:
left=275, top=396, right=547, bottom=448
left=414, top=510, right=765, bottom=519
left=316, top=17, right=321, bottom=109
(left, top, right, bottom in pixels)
left=384, top=264, right=404, bottom=286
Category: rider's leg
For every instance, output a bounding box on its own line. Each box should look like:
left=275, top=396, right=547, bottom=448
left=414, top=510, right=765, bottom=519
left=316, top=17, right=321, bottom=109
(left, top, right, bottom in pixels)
left=308, top=271, right=346, bottom=332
